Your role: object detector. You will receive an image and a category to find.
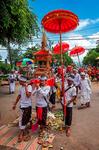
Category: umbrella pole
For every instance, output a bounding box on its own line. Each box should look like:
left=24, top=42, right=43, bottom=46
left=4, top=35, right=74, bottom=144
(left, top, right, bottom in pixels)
left=60, top=31, right=62, bottom=65
left=77, top=53, right=81, bottom=67
left=59, top=30, right=66, bottom=121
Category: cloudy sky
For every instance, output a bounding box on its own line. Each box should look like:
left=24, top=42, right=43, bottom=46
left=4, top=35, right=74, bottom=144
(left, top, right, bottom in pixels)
left=0, top=0, right=99, bottom=62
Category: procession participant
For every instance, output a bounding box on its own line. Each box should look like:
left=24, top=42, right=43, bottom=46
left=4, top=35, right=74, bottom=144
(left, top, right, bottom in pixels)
left=8, top=70, right=16, bottom=94
left=12, top=76, right=32, bottom=142
left=84, top=69, right=90, bottom=79
left=73, top=69, right=81, bottom=104
left=32, top=75, right=50, bottom=133
left=66, top=65, right=73, bottom=74
left=79, top=72, right=92, bottom=108
left=61, top=77, right=76, bottom=137
left=79, top=67, right=85, bottom=73
left=73, top=69, right=81, bottom=93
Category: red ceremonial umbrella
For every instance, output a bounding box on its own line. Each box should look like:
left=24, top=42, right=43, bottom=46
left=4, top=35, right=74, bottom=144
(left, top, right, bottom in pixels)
left=70, top=46, right=85, bottom=66
left=53, top=42, right=69, bottom=54
left=42, top=9, right=79, bottom=118
left=42, top=9, right=79, bottom=63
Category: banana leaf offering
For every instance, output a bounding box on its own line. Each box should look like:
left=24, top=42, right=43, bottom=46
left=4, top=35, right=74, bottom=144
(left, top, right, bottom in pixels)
left=47, top=110, right=64, bottom=131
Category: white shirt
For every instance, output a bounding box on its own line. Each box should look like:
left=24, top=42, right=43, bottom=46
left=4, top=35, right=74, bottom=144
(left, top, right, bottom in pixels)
left=62, top=85, right=76, bottom=107
left=80, top=78, right=91, bottom=93
left=8, top=74, right=16, bottom=83
left=33, top=86, right=50, bottom=107
left=19, top=85, right=32, bottom=108
left=73, top=73, right=81, bottom=86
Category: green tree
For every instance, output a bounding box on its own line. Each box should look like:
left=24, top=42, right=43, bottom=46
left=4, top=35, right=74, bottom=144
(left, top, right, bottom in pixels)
left=0, top=0, right=39, bottom=67
left=0, top=62, right=11, bottom=74
left=63, top=53, right=73, bottom=66
left=22, top=46, right=39, bottom=59
left=83, top=49, right=99, bottom=66
left=52, top=52, right=73, bottom=66
left=7, top=48, right=22, bottom=67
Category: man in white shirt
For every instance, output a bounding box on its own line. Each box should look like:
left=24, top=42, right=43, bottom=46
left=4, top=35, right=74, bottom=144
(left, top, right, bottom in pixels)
left=62, top=77, right=76, bottom=137
left=12, top=76, right=32, bottom=142
left=73, top=69, right=81, bottom=93
left=73, top=69, right=81, bottom=105
left=33, top=75, right=50, bottom=133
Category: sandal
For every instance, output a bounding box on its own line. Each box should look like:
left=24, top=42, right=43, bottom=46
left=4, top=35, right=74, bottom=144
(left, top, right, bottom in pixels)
left=39, top=130, right=46, bottom=137
left=42, top=141, right=50, bottom=148
left=17, top=130, right=24, bottom=143
left=37, top=138, right=43, bottom=145
left=23, top=135, right=31, bottom=141
left=17, top=135, right=23, bottom=143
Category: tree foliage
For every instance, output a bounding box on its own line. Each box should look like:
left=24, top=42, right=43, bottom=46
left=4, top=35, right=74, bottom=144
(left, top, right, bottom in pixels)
left=0, top=0, right=39, bottom=45
left=52, top=52, right=73, bottom=66
left=7, top=48, right=22, bottom=66
left=0, top=0, right=39, bottom=67
left=83, top=48, right=99, bottom=66
left=22, top=46, right=39, bottom=59
left=0, top=62, right=11, bottom=74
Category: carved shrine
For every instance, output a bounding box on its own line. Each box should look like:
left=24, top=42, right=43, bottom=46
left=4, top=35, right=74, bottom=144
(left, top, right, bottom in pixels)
left=33, top=30, right=52, bottom=78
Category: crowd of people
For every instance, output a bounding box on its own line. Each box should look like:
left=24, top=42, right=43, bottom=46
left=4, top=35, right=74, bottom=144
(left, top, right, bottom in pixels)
left=8, top=64, right=98, bottom=143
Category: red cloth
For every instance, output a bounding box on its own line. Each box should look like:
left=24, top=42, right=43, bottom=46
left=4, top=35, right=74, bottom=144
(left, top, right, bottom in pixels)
left=79, top=67, right=85, bottom=73
left=32, top=122, right=38, bottom=132
left=46, top=77, right=55, bottom=86
left=66, top=65, right=73, bottom=73
left=58, top=66, right=63, bottom=74
left=30, top=79, right=40, bottom=85
left=37, top=107, right=43, bottom=121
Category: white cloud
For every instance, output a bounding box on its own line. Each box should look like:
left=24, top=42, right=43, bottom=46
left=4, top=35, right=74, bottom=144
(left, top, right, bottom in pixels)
left=90, top=18, right=99, bottom=24
left=76, top=18, right=99, bottom=30
left=62, top=33, right=96, bottom=49
left=88, top=32, right=99, bottom=38
left=77, top=19, right=90, bottom=30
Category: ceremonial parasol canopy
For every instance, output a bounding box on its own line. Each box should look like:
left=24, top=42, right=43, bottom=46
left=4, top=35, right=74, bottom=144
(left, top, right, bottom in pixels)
left=16, top=58, right=34, bottom=67
left=53, top=42, right=69, bottom=54
left=70, top=46, right=85, bottom=56
left=70, top=46, right=85, bottom=66
left=42, top=9, right=79, bottom=63
left=42, top=9, right=79, bottom=34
